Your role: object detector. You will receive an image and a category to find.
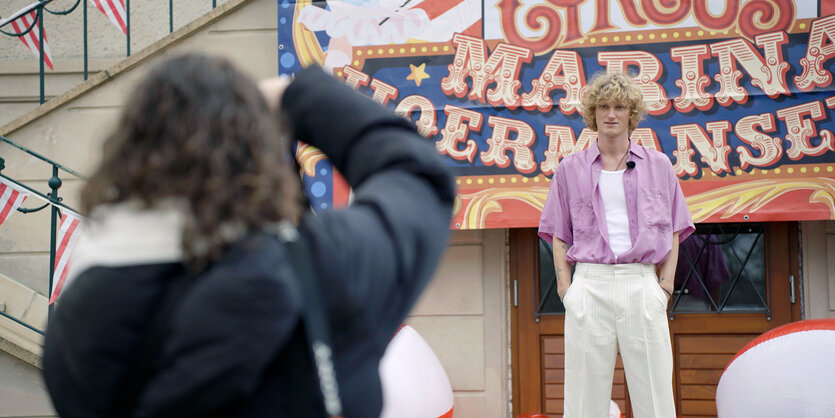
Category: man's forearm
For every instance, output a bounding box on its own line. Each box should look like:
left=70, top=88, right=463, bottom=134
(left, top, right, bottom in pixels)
left=553, top=237, right=573, bottom=298
left=657, top=232, right=680, bottom=296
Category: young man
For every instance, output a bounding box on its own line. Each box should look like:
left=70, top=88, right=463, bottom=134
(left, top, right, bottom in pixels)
left=538, top=72, right=694, bottom=417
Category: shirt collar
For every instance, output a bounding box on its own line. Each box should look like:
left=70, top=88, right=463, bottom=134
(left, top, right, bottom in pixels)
left=588, top=138, right=647, bottom=165
left=628, top=140, right=647, bottom=160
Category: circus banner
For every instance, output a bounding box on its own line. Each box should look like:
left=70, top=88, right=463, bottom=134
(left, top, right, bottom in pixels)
left=278, top=0, right=835, bottom=229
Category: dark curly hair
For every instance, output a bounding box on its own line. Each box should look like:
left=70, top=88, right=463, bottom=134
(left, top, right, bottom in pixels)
left=81, top=53, right=301, bottom=270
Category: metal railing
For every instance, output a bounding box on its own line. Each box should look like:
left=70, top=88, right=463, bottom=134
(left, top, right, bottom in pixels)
left=0, top=0, right=221, bottom=105
left=0, top=0, right=225, bottom=335
left=0, top=134, right=85, bottom=334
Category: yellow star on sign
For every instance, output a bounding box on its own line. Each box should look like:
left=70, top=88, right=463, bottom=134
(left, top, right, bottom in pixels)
left=407, top=63, right=430, bottom=87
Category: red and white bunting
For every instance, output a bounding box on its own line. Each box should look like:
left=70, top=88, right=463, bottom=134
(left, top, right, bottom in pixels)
left=90, top=0, right=127, bottom=34
left=49, top=212, right=83, bottom=304
left=0, top=179, right=30, bottom=226
left=9, top=10, right=54, bottom=70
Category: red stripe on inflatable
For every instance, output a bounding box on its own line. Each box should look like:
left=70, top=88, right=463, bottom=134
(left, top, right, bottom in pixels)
left=388, top=323, right=408, bottom=343
left=438, top=406, right=454, bottom=418
left=724, top=319, right=835, bottom=373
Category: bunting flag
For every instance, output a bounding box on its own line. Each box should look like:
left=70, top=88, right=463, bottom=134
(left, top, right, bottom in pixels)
left=0, top=179, right=30, bottom=226
left=90, top=0, right=127, bottom=34
left=8, top=10, right=54, bottom=70
left=49, top=212, right=83, bottom=304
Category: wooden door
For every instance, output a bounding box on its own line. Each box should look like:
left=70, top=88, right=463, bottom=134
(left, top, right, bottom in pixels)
left=511, top=222, right=801, bottom=418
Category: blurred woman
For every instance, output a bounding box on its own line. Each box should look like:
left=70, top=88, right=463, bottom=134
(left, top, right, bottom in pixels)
left=42, top=53, right=455, bottom=417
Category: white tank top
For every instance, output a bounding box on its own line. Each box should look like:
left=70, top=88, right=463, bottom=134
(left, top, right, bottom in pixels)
left=599, top=169, right=632, bottom=259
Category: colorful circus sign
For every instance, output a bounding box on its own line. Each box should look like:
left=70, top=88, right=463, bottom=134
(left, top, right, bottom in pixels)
left=279, top=0, right=835, bottom=229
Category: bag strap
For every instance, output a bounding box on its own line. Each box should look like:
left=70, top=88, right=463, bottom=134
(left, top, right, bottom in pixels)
left=277, top=222, right=343, bottom=418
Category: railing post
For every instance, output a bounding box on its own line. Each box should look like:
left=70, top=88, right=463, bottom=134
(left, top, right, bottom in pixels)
left=38, top=6, right=45, bottom=105
left=47, top=165, right=61, bottom=316
left=83, top=0, right=88, bottom=80
left=126, top=0, right=130, bottom=56
left=169, top=0, right=173, bottom=33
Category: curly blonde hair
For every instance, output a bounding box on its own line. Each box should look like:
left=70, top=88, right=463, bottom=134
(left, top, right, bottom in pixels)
left=581, top=72, right=645, bottom=133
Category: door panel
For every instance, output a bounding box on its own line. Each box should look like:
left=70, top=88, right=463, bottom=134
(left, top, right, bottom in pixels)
left=675, top=334, right=758, bottom=417
left=511, top=223, right=801, bottom=418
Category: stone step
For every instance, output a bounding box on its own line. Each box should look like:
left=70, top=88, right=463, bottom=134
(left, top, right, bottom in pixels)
left=0, top=271, right=47, bottom=337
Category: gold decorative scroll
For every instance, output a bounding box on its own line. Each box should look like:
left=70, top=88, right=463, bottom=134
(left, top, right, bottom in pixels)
left=292, top=0, right=325, bottom=68
left=454, top=178, right=835, bottom=229
left=295, top=143, right=326, bottom=176
left=457, top=187, right=550, bottom=229
left=686, top=178, right=835, bottom=222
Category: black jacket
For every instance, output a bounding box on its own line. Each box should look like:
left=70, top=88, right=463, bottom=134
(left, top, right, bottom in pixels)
left=42, top=67, right=455, bottom=417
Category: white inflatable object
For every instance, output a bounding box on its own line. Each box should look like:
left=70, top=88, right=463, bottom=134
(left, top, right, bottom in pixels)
left=609, top=399, right=621, bottom=418
left=716, top=319, right=835, bottom=417
left=379, top=325, right=454, bottom=418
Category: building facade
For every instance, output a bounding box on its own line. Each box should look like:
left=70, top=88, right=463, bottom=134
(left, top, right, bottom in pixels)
left=1, top=1, right=834, bottom=417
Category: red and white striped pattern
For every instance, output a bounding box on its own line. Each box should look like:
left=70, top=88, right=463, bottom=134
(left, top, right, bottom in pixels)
left=409, top=0, right=481, bottom=40
left=0, top=179, right=30, bottom=226
left=49, top=212, right=83, bottom=304
left=90, top=0, right=127, bottom=34
left=9, top=10, right=53, bottom=70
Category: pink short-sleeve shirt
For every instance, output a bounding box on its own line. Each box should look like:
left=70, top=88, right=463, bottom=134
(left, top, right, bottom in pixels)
left=538, top=142, right=695, bottom=265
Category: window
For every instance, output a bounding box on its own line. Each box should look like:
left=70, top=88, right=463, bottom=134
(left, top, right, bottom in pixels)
left=536, top=223, right=768, bottom=318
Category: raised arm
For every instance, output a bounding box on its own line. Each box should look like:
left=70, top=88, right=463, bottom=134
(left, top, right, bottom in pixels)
left=279, top=66, right=456, bottom=339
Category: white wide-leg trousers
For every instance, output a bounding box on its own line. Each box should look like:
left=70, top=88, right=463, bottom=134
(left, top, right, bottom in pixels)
left=562, top=263, right=676, bottom=418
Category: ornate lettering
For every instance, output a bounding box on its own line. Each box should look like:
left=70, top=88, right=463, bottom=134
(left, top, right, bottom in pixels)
left=738, top=0, right=795, bottom=40
left=481, top=116, right=537, bottom=173
left=435, top=105, right=482, bottom=162
left=640, top=0, right=691, bottom=25
left=671, top=121, right=733, bottom=176
left=497, top=0, right=562, bottom=55
left=540, top=126, right=595, bottom=175
left=795, top=15, right=835, bottom=92
left=671, top=44, right=713, bottom=112
left=441, top=33, right=532, bottom=109
left=550, top=0, right=586, bottom=43
left=692, top=0, right=738, bottom=30
left=521, top=50, right=585, bottom=114
left=394, top=95, right=439, bottom=138
left=369, top=79, right=398, bottom=106
left=735, top=113, right=782, bottom=170
left=710, top=32, right=790, bottom=105
left=599, top=51, right=670, bottom=115
left=630, top=128, right=661, bottom=151
left=775, top=101, right=835, bottom=160
left=341, top=66, right=370, bottom=90
left=592, top=0, right=648, bottom=32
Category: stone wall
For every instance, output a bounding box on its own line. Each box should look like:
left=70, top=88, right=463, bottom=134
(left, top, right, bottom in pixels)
left=802, top=220, right=835, bottom=319
left=0, top=0, right=232, bottom=125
